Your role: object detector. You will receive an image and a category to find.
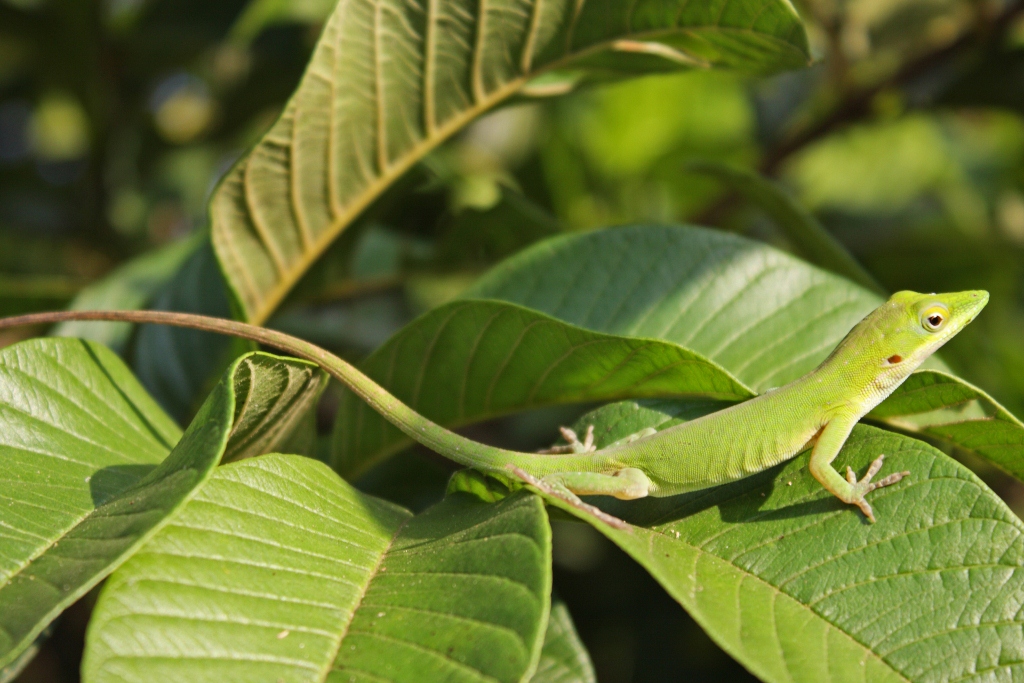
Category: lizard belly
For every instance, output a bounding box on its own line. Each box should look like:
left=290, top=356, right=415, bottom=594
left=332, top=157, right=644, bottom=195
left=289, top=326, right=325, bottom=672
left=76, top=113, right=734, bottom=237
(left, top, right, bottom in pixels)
left=622, top=403, right=823, bottom=497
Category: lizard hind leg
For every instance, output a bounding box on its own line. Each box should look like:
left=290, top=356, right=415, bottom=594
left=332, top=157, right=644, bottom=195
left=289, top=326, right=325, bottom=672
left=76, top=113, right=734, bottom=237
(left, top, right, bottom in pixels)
left=505, top=466, right=652, bottom=530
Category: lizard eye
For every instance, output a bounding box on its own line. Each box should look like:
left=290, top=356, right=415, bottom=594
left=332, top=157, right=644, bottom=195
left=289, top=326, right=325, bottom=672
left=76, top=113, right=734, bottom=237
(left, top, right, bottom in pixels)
left=921, top=305, right=948, bottom=332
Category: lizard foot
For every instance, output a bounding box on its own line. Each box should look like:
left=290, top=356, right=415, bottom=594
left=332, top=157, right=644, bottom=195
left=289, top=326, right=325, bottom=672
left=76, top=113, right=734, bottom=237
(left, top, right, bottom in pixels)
left=536, top=425, right=596, bottom=454
left=507, top=465, right=629, bottom=530
left=844, top=454, right=910, bottom=523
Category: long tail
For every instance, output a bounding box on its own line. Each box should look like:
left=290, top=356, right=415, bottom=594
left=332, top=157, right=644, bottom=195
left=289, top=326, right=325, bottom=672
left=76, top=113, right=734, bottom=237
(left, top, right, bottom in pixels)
left=0, top=310, right=580, bottom=476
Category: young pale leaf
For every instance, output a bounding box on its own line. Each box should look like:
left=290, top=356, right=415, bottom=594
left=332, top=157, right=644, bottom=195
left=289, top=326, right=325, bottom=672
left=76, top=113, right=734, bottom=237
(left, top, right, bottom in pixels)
left=50, top=235, right=200, bottom=353
left=0, top=344, right=325, bottom=672
left=540, top=408, right=1024, bottom=683
left=530, top=600, right=596, bottom=683
left=331, top=299, right=753, bottom=477
left=465, top=224, right=1024, bottom=481
left=83, top=453, right=553, bottom=683
left=211, top=0, right=809, bottom=324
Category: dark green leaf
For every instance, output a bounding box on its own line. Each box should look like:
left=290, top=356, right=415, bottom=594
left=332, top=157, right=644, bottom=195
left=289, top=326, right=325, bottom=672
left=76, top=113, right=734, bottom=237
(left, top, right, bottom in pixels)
left=542, top=406, right=1024, bottom=683
left=133, top=242, right=240, bottom=424
left=530, top=600, right=596, bottom=683
left=870, top=369, right=1024, bottom=481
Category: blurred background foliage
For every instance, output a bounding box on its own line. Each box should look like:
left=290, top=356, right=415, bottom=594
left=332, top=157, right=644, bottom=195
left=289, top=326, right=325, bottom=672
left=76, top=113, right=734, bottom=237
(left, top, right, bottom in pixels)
left=4, top=0, right=1024, bottom=680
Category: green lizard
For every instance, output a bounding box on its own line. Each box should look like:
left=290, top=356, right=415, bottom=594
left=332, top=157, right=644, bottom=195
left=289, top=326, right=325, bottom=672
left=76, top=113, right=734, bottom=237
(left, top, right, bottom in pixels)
left=0, top=289, right=987, bottom=528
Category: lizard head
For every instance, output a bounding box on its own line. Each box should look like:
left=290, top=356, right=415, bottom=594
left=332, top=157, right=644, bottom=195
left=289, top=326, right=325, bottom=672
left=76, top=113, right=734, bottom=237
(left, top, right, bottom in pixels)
left=825, top=290, right=988, bottom=399
left=861, top=290, right=988, bottom=389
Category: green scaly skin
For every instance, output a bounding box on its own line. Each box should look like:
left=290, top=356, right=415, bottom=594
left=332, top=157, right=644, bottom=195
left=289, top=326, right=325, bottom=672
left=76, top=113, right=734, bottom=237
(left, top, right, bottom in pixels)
left=0, top=289, right=987, bottom=529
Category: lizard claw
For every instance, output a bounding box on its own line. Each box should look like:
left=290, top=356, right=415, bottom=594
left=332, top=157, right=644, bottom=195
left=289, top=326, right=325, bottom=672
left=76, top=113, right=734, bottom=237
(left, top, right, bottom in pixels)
left=582, top=424, right=595, bottom=451
left=855, top=497, right=876, bottom=524
left=861, top=454, right=886, bottom=483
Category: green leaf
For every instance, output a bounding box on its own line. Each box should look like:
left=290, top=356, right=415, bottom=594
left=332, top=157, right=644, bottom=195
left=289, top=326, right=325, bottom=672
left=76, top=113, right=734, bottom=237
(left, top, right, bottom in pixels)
left=83, top=453, right=553, bottom=683
left=211, top=0, right=809, bottom=324
left=542, top=407, right=1024, bottom=683
left=0, top=343, right=325, bottom=671
left=222, top=353, right=329, bottom=463
left=465, top=224, right=1024, bottom=480
left=466, top=224, right=882, bottom=391
left=530, top=600, right=596, bottom=683
left=331, top=299, right=753, bottom=477
left=689, top=161, right=883, bottom=295
left=51, top=236, right=200, bottom=353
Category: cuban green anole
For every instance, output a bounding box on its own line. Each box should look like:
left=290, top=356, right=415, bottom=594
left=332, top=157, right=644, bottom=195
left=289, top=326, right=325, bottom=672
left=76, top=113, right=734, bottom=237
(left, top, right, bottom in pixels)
left=0, top=289, right=988, bottom=528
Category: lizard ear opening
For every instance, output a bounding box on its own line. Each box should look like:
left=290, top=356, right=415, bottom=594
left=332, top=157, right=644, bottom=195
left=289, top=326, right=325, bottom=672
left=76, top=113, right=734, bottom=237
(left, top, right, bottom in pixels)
left=887, top=355, right=903, bottom=364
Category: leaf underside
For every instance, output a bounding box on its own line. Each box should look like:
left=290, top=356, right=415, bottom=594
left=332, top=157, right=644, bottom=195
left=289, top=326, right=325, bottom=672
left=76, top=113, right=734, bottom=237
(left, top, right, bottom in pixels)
left=211, top=0, right=809, bottom=324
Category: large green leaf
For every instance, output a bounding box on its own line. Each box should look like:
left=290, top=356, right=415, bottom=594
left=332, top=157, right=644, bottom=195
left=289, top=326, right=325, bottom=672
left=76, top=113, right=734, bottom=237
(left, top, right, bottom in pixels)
left=332, top=299, right=752, bottom=477
left=0, top=343, right=325, bottom=673
left=211, top=0, right=809, bottom=324
left=537, top=403, right=1024, bottom=683
left=83, top=453, right=552, bottom=683
left=0, top=338, right=190, bottom=672
left=466, top=224, right=882, bottom=391
left=465, top=224, right=1024, bottom=480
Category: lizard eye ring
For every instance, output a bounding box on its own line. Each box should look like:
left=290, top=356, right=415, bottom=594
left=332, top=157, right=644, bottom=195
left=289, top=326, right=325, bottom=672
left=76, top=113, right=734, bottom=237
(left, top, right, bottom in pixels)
left=921, top=305, right=948, bottom=332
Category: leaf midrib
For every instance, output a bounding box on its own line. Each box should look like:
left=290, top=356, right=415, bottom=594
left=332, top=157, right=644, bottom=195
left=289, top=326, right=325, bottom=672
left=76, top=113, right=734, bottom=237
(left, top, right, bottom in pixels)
left=319, top=513, right=411, bottom=682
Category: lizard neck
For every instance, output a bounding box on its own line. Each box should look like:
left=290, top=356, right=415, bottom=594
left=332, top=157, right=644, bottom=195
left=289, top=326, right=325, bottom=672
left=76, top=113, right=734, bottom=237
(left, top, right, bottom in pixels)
left=805, top=337, right=922, bottom=418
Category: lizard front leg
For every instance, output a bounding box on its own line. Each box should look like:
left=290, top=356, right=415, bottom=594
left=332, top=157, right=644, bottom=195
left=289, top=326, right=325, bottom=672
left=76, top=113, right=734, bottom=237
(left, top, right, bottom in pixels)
left=808, top=416, right=910, bottom=523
